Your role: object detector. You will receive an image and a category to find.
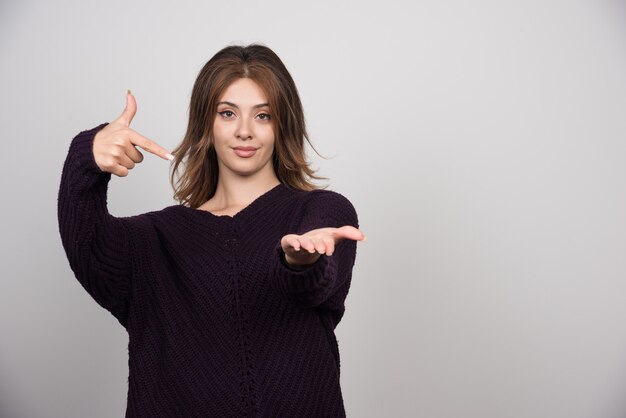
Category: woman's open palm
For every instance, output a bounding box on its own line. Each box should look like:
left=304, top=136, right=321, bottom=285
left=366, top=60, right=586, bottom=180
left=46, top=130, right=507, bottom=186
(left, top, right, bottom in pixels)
left=281, top=226, right=367, bottom=267
left=92, top=91, right=173, bottom=177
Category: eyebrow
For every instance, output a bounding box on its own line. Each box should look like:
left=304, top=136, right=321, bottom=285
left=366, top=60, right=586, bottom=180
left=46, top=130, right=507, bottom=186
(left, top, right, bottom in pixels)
left=217, top=101, right=269, bottom=109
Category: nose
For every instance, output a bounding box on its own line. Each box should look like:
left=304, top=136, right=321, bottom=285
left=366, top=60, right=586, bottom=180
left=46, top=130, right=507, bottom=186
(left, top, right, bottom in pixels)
left=236, top=117, right=252, bottom=140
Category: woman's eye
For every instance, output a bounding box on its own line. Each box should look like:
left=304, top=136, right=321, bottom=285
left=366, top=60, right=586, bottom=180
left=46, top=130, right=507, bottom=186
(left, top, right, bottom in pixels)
left=218, top=111, right=270, bottom=120
left=218, top=110, right=235, bottom=118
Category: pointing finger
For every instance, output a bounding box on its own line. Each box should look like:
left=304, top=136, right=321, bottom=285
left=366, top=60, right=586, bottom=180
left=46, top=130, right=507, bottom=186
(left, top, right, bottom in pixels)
left=127, top=130, right=174, bottom=161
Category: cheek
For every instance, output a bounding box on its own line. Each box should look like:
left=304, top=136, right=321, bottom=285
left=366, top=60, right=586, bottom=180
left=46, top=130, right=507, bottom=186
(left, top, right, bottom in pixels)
left=261, top=125, right=275, bottom=142
left=212, top=122, right=230, bottom=142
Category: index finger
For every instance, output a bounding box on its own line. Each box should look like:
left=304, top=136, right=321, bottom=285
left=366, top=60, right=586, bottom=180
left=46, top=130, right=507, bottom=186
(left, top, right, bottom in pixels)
left=127, top=130, right=174, bottom=161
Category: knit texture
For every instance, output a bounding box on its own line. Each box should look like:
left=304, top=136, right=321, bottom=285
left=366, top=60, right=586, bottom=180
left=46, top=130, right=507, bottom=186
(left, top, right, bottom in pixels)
left=57, top=123, right=360, bottom=417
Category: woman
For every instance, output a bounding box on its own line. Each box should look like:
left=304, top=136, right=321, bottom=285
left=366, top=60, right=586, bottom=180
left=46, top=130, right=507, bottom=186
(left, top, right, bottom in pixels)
left=58, top=43, right=366, bottom=417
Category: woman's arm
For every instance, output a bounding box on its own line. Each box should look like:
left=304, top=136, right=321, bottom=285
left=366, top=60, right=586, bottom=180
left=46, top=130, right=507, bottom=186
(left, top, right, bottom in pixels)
left=57, top=123, right=134, bottom=328
left=58, top=92, right=171, bottom=327
left=269, top=191, right=363, bottom=328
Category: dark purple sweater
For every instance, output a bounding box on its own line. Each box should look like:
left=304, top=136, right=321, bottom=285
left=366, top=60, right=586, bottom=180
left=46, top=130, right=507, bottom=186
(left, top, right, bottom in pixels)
left=57, top=123, right=360, bottom=417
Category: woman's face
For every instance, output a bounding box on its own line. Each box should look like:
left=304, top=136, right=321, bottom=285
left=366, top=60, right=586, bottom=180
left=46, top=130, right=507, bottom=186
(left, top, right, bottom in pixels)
left=212, top=77, right=275, bottom=180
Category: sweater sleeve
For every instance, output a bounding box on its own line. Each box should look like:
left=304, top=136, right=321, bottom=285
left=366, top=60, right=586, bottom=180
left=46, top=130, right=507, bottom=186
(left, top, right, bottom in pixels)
left=269, top=190, right=360, bottom=327
left=57, top=122, right=134, bottom=328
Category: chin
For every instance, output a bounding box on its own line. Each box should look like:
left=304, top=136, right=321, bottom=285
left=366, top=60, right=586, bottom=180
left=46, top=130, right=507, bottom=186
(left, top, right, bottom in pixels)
left=221, top=157, right=272, bottom=175
left=228, top=164, right=262, bottom=175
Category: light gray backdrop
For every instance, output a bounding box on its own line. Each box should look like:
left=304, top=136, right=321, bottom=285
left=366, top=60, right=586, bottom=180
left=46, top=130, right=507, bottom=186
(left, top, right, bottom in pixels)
left=1, top=0, right=625, bottom=417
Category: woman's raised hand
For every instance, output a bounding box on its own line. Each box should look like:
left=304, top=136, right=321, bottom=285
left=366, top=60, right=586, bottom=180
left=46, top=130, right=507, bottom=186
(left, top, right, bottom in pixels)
left=93, top=90, right=174, bottom=177
left=281, top=226, right=367, bottom=267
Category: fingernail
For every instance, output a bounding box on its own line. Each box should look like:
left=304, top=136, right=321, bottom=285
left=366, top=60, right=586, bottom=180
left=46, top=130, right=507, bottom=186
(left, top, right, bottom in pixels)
left=362, top=235, right=367, bottom=241
left=166, top=153, right=174, bottom=161
left=127, top=89, right=132, bottom=95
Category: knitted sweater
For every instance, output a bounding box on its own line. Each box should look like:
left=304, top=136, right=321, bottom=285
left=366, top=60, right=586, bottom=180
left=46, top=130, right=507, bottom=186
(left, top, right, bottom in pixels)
left=57, top=123, right=360, bottom=417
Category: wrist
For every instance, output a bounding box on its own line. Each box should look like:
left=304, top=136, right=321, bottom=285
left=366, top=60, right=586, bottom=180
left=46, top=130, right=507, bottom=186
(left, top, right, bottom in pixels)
left=282, top=251, right=319, bottom=270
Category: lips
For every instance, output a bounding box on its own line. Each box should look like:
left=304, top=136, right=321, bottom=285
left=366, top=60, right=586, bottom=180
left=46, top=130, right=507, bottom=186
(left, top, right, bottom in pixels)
left=233, top=147, right=257, bottom=158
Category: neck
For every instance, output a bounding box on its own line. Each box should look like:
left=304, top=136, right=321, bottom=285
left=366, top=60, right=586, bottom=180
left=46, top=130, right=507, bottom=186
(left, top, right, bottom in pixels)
left=211, top=172, right=281, bottom=209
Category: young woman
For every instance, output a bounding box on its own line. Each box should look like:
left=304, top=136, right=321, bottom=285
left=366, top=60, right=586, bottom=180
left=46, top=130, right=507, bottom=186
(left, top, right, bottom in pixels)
left=58, top=43, right=366, bottom=417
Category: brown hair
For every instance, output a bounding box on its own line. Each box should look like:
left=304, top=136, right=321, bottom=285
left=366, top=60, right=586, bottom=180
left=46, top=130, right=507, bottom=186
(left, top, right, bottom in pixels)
left=168, top=42, right=329, bottom=208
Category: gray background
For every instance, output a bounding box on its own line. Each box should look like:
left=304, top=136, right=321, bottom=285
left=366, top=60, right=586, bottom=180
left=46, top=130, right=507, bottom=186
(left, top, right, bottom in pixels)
left=1, top=0, right=625, bottom=417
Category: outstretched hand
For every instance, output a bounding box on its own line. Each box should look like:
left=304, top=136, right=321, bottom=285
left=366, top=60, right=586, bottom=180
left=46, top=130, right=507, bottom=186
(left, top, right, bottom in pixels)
left=93, top=90, right=174, bottom=177
left=281, top=226, right=367, bottom=268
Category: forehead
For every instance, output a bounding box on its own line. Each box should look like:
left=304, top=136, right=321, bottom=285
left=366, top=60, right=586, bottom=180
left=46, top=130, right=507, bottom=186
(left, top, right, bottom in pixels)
left=219, top=78, right=268, bottom=104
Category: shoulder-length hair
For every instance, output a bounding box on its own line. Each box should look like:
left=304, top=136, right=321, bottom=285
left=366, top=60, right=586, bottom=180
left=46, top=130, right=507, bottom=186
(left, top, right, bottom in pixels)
left=169, top=43, right=328, bottom=208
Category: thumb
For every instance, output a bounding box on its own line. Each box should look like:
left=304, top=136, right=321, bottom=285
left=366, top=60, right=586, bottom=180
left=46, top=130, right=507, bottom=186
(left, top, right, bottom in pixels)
left=336, top=225, right=367, bottom=242
left=115, top=89, right=137, bottom=127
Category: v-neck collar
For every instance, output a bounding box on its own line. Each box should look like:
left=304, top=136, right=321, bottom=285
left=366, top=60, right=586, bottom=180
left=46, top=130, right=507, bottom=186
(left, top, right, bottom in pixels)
left=174, top=183, right=289, bottom=222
